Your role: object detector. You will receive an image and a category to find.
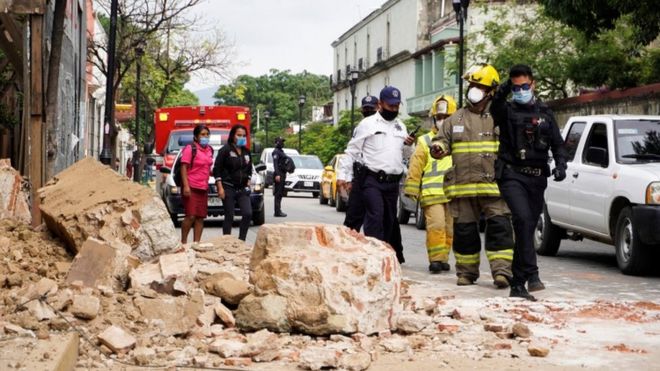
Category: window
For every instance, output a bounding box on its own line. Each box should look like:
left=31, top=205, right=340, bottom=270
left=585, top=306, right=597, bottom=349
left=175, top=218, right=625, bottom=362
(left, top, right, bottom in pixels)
left=336, top=69, right=342, bottom=82
left=377, top=47, right=383, bottom=62
left=582, top=123, right=609, bottom=167
left=564, top=122, right=586, bottom=162
left=358, top=58, right=363, bottom=70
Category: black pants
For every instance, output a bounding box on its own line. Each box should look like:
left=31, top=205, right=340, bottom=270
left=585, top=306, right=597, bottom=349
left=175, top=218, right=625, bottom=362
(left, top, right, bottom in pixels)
left=362, top=174, right=404, bottom=263
left=273, top=175, right=286, bottom=214
left=222, top=185, right=252, bottom=241
left=497, top=167, right=547, bottom=285
left=343, top=178, right=365, bottom=231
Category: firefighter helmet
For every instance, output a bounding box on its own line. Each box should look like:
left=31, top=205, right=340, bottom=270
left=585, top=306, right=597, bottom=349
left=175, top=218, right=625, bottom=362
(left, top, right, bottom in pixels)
left=463, top=63, right=500, bottom=88
left=429, top=95, right=457, bottom=117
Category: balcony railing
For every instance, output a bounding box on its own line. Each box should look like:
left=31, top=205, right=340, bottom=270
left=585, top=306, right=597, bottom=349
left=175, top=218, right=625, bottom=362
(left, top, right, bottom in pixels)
left=406, top=85, right=459, bottom=115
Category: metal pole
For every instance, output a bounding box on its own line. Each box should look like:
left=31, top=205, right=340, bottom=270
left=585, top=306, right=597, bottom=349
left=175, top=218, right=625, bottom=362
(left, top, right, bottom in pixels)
left=133, top=54, right=141, bottom=182
left=99, top=0, right=119, bottom=165
left=298, top=105, right=302, bottom=152
left=350, top=89, right=355, bottom=136
left=458, top=8, right=464, bottom=108
left=265, top=118, right=269, bottom=148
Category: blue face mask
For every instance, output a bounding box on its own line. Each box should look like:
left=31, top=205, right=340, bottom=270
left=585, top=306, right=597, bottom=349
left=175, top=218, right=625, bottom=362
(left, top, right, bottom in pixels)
left=236, top=137, right=247, bottom=147
left=512, top=89, right=534, bottom=104
left=199, top=137, right=210, bottom=147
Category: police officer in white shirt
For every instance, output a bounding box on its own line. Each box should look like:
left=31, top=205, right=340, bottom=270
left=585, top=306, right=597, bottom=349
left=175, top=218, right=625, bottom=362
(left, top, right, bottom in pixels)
left=337, top=86, right=415, bottom=262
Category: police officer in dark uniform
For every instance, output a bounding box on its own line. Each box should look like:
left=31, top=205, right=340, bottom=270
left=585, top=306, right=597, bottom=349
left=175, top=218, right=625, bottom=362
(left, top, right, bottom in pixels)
left=491, top=64, right=567, bottom=301
left=272, top=137, right=288, bottom=217
left=343, top=94, right=378, bottom=231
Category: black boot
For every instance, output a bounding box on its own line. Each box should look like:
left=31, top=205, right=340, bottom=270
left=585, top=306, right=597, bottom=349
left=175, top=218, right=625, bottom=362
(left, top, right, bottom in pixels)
left=440, top=262, right=451, bottom=271
left=528, top=275, right=546, bottom=292
left=510, top=284, right=537, bottom=301
left=274, top=212, right=287, bottom=217
left=429, top=261, right=444, bottom=273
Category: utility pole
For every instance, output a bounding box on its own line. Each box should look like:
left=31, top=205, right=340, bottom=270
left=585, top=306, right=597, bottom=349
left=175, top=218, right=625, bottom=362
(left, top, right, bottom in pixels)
left=99, top=0, right=119, bottom=165
left=133, top=46, right=144, bottom=182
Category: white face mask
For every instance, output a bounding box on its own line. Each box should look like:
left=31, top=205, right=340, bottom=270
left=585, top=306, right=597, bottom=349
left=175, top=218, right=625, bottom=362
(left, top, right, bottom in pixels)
left=435, top=119, right=444, bottom=131
left=467, top=87, right=485, bottom=104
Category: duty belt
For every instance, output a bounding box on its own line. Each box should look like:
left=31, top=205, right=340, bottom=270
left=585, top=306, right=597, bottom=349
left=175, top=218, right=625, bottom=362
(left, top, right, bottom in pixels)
left=366, top=169, right=403, bottom=183
left=506, top=164, right=543, bottom=177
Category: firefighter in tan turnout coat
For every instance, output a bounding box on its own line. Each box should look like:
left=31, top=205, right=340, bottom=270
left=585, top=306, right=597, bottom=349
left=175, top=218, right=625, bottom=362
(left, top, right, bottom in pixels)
left=430, top=64, right=514, bottom=288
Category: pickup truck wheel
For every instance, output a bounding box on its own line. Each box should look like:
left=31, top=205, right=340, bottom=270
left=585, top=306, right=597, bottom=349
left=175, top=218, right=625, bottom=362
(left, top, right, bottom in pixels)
left=534, top=207, right=563, bottom=256
left=397, top=198, right=410, bottom=224
left=615, top=207, right=652, bottom=275
left=415, top=201, right=426, bottom=230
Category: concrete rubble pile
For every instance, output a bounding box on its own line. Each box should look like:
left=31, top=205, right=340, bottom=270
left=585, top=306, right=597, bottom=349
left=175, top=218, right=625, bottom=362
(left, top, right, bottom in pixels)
left=2, top=173, right=659, bottom=370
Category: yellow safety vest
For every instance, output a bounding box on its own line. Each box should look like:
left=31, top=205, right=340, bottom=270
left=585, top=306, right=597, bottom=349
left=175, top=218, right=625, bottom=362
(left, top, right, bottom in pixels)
left=417, top=132, right=452, bottom=207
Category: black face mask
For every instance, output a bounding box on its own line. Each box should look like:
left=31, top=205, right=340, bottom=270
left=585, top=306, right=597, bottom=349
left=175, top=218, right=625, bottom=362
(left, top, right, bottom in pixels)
left=275, top=142, right=283, bottom=149
left=380, top=108, right=399, bottom=121
left=361, top=109, right=376, bottom=118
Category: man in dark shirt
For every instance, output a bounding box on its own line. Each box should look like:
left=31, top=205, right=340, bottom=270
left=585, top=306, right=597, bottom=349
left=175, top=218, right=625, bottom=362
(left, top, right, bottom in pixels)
left=491, top=64, right=567, bottom=301
left=272, top=137, right=288, bottom=217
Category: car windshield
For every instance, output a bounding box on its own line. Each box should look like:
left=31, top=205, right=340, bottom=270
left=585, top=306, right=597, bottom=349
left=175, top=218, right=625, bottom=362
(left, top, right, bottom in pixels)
left=291, top=155, right=323, bottom=169
left=166, top=129, right=228, bottom=153
left=614, top=119, right=660, bottom=163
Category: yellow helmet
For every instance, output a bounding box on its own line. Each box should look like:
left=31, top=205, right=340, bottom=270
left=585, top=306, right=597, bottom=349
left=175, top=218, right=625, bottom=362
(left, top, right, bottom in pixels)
left=429, top=95, right=457, bottom=116
left=463, top=63, right=500, bottom=88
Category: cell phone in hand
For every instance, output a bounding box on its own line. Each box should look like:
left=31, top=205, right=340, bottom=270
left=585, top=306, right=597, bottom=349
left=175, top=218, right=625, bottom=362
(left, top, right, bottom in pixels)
left=409, top=125, right=422, bottom=137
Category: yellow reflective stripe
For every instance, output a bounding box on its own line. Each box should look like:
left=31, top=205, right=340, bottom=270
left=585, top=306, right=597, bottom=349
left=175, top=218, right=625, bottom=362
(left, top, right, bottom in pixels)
left=455, top=252, right=480, bottom=264
left=444, top=183, right=500, bottom=197
left=423, top=135, right=432, bottom=147
left=420, top=182, right=444, bottom=190
left=486, top=249, right=514, bottom=261
left=451, top=141, right=499, bottom=154
left=420, top=197, right=449, bottom=206
left=428, top=245, right=450, bottom=253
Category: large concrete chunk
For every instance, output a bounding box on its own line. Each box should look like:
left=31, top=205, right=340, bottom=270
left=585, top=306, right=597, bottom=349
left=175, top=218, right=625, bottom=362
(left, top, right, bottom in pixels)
left=38, top=158, right=178, bottom=261
left=66, top=238, right=129, bottom=289
left=0, top=159, right=31, bottom=224
left=236, top=223, right=402, bottom=335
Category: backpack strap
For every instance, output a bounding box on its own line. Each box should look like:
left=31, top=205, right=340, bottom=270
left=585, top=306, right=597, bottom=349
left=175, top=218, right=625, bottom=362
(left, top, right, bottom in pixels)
left=190, top=144, right=197, bottom=170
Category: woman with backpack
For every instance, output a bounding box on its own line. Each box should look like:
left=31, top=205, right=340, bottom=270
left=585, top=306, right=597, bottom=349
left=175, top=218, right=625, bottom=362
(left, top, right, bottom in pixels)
left=213, top=125, right=253, bottom=241
left=179, top=125, right=214, bottom=245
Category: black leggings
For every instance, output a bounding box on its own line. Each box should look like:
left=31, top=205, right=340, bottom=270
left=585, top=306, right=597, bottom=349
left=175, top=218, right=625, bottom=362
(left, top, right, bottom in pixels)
left=222, top=185, right=252, bottom=241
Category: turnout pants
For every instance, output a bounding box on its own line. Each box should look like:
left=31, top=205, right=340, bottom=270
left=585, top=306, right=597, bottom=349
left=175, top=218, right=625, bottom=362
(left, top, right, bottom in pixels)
left=362, top=174, right=404, bottom=263
left=450, top=196, right=514, bottom=281
left=424, top=203, right=453, bottom=263
left=222, top=185, right=252, bottom=241
left=497, top=167, right=547, bottom=286
left=273, top=175, right=286, bottom=214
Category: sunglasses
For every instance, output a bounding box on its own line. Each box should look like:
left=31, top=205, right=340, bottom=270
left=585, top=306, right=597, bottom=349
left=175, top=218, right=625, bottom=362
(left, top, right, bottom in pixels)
left=512, top=83, right=532, bottom=92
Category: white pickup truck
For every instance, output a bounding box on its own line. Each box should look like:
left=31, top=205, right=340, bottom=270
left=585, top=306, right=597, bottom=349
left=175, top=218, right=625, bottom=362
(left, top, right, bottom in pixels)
left=535, top=115, right=660, bottom=275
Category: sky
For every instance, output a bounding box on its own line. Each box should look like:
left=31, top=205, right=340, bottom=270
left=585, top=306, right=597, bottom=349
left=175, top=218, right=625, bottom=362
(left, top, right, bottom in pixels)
left=185, top=0, right=386, bottom=92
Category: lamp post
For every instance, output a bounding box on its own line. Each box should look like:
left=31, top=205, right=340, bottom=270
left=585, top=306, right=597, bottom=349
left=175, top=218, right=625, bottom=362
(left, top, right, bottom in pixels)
left=99, top=0, right=119, bottom=165
left=298, top=94, right=306, bottom=152
left=263, top=110, right=270, bottom=148
left=348, top=69, right=359, bottom=136
left=132, top=46, right=144, bottom=182
left=453, top=0, right=469, bottom=108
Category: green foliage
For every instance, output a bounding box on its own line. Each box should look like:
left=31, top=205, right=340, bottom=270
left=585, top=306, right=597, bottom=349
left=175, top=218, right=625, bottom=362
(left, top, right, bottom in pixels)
left=470, top=4, right=577, bottom=99
left=540, top=0, right=660, bottom=45
left=214, top=69, right=333, bottom=148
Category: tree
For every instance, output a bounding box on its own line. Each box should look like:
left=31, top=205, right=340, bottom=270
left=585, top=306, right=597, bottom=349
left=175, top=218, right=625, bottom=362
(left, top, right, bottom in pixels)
left=540, top=0, right=660, bottom=45
left=89, top=0, right=234, bottom=156
left=215, top=70, right=333, bottom=148
left=470, top=4, right=578, bottom=99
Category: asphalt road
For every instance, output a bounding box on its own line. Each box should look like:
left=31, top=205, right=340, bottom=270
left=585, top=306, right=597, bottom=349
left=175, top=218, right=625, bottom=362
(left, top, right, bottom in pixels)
left=188, top=192, right=660, bottom=302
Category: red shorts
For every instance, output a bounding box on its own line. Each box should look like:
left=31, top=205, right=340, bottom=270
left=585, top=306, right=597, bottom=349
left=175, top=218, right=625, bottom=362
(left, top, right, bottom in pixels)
left=182, top=188, right=208, bottom=218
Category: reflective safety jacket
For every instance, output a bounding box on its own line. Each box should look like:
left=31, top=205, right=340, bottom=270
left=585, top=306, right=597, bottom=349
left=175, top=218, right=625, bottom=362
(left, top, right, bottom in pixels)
left=432, top=107, right=500, bottom=198
left=404, top=130, right=453, bottom=207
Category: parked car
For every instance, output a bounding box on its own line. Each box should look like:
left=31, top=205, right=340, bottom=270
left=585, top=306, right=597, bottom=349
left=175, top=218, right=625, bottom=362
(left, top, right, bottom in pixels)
left=536, top=115, right=660, bottom=275
left=259, top=147, right=300, bottom=188
left=320, top=154, right=349, bottom=211
left=159, top=145, right=266, bottom=227
left=283, top=155, right=323, bottom=198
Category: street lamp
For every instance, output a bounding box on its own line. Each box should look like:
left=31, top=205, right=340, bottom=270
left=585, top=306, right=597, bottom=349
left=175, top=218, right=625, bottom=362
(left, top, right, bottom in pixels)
left=453, top=0, right=469, bottom=107
left=349, top=69, right=359, bottom=136
left=298, top=94, right=306, bottom=152
left=263, top=110, right=270, bottom=148
left=99, top=0, right=119, bottom=165
left=133, top=46, right=144, bottom=182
